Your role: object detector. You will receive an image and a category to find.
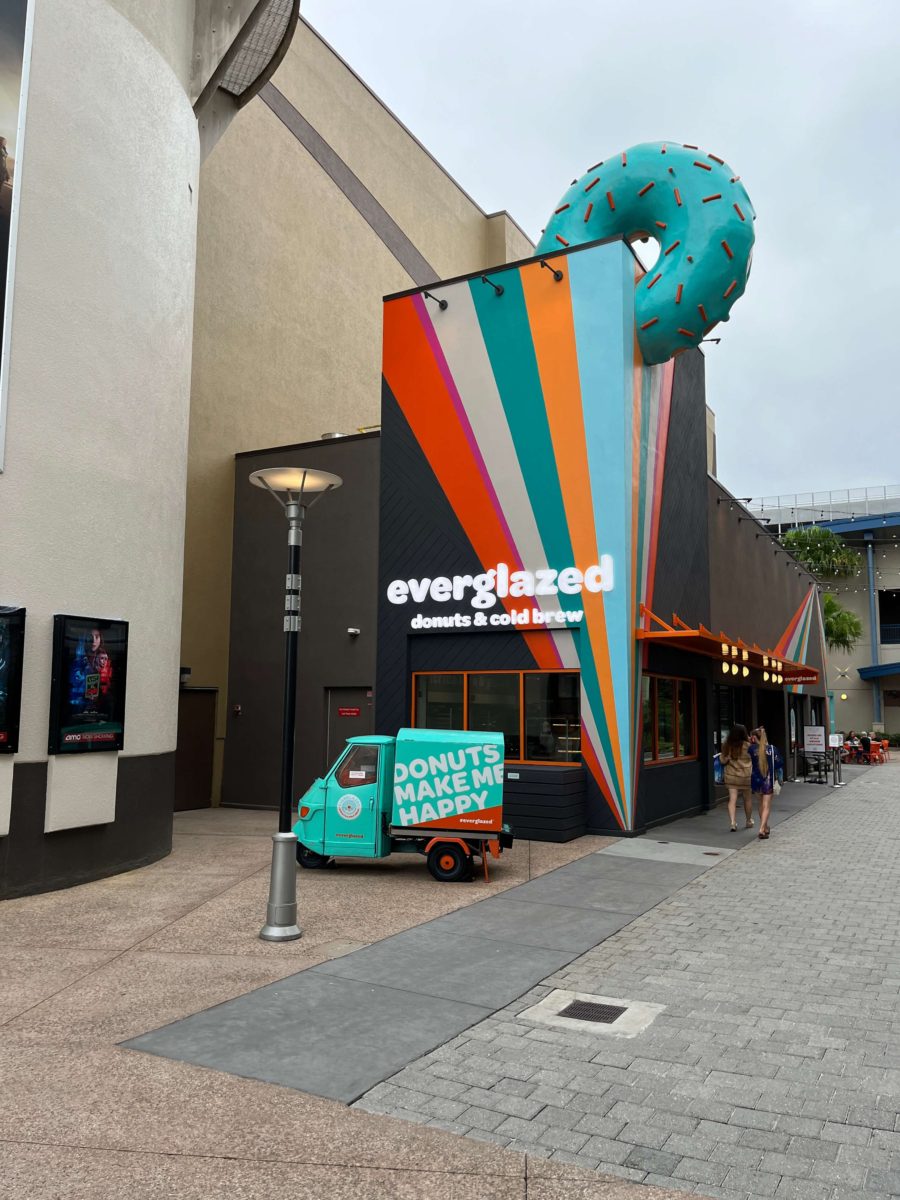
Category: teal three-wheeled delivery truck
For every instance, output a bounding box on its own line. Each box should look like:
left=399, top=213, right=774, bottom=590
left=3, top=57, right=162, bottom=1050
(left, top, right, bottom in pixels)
left=292, top=728, right=513, bottom=881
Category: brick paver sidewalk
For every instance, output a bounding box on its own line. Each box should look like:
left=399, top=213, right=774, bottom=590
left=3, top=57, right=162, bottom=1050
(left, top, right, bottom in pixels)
left=357, top=764, right=900, bottom=1199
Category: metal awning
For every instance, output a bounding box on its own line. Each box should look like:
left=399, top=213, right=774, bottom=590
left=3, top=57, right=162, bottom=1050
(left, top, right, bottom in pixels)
left=636, top=607, right=820, bottom=687
left=858, top=662, right=900, bottom=681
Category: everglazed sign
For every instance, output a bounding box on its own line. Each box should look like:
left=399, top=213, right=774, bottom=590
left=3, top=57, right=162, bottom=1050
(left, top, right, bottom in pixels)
left=386, top=559, right=613, bottom=631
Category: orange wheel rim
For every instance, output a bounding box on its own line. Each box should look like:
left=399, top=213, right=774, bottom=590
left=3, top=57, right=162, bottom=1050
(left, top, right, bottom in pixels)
left=439, top=854, right=455, bottom=871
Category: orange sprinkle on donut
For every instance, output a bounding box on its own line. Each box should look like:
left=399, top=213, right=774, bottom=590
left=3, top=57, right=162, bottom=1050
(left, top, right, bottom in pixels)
left=647, top=273, right=662, bottom=289
left=638, top=182, right=655, bottom=197
left=621, top=151, right=627, bottom=166
left=587, top=161, right=603, bottom=171
left=585, top=178, right=600, bottom=193
left=675, top=284, right=683, bottom=304
left=584, top=202, right=593, bottom=222
left=723, top=280, right=737, bottom=298
left=640, top=318, right=659, bottom=330
left=722, top=240, right=734, bottom=259
left=703, top=194, right=722, bottom=203
left=606, top=191, right=615, bottom=211
left=687, top=255, right=694, bottom=262
left=683, top=143, right=698, bottom=149
left=674, top=188, right=683, bottom=206
left=698, top=303, right=708, bottom=322
left=661, top=144, right=667, bottom=154
left=708, top=153, right=725, bottom=164
left=733, top=203, right=746, bottom=221
left=555, top=204, right=570, bottom=214
left=664, top=240, right=680, bottom=256
left=678, top=328, right=696, bottom=337
left=655, top=221, right=667, bottom=229
left=693, top=161, right=713, bottom=171
left=556, top=234, right=570, bottom=247
left=730, top=176, right=741, bottom=183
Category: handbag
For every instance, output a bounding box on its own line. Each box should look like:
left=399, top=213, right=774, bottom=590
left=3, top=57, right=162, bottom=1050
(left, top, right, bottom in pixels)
left=773, top=779, right=782, bottom=796
left=713, top=753, right=724, bottom=785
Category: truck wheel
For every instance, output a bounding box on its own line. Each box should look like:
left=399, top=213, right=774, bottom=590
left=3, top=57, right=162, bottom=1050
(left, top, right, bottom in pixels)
left=296, top=843, right=331, bottom=869
left=427, top=842, right=472, bottom=883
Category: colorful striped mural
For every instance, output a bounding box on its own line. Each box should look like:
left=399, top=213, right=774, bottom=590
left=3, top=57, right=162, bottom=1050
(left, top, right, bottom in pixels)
left=382, top=239, right=674, bottom=830
left=775, top=588, right=820, bottom=694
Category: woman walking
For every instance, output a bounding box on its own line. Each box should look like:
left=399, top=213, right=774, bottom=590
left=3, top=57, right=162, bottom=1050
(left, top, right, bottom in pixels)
left=750, top=726, right=782, bottom=840
left=720, top=724, right=754, bottom=831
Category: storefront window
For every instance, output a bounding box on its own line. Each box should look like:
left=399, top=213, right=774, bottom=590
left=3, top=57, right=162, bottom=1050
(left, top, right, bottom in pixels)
left=641, top=676, right=653, bottom=761
left=525, top=672, right=580, bottom=762
left=415, top=674, right=463, bottom=730
left=678, top=680, right=694, bottom=758
left=467, top=674, right=521, bottom=758
left=412, top=670, right=579, bottom=764
left=642, top=675, right=697, bottom=765
left=656, top=679, right=675, bottom=759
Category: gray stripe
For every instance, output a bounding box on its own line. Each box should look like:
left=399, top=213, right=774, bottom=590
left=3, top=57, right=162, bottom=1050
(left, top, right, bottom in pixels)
left=260, top=83, right=438, bottom=287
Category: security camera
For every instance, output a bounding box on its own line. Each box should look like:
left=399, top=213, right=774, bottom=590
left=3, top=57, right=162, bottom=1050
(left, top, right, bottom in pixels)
left=347, top=627, right=360, bottom=637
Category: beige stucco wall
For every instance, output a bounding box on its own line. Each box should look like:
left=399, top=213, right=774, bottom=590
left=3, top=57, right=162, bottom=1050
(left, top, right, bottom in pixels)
left=108, top=0, right=194, bottom=90
left=820, top=539, right=900, bottom=735
left=183, top=20, right=533, bottom=800
left=0, top=0, right=199, bottom=832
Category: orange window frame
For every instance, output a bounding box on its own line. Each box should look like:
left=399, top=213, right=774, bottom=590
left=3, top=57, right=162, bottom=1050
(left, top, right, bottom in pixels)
left=411, top=669, right=580, bottom=766
left=642, top=673, right=698, bottom=766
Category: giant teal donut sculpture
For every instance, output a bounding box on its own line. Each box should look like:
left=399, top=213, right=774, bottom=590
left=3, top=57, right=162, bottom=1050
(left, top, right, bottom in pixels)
left=536, top=142, right=756, bottom=365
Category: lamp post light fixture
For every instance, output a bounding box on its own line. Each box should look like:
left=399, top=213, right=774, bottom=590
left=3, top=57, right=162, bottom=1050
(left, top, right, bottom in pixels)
left=250, top=466, right=342, bottom=942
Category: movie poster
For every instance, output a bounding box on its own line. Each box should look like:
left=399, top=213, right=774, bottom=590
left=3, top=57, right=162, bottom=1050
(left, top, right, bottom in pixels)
left=0, top=1, right=27, bottom=389
left=48, top=616, right=129, bottom=754
left=0, top=606, right=25, bottom=753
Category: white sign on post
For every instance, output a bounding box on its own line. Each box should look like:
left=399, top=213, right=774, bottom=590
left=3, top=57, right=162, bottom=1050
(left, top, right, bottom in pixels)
left=804, top=726, right=826, bottom=754
left=828, top=734, right=843, bottom=749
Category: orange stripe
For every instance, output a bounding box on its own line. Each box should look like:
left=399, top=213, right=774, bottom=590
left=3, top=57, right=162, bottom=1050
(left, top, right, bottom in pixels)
left=519, top=262, right=626, bottom=804
left=383, top=297, right=558, bottom=672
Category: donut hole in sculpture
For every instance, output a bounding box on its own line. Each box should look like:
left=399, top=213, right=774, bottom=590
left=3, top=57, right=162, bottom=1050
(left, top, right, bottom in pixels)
left=628, top=232, right=660, bottom=270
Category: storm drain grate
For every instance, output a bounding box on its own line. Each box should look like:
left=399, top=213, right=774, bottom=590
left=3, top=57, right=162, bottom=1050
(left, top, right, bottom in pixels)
left=558, top=1000, right=627, bottom=1024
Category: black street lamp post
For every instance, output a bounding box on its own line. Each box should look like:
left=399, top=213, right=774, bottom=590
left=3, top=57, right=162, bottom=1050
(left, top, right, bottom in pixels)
left=250, top=466, right=342, bottom=942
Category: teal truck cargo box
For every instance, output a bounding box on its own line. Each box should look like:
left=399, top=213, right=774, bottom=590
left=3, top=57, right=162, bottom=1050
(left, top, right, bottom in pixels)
left=293, top=728, right=511, bottom=881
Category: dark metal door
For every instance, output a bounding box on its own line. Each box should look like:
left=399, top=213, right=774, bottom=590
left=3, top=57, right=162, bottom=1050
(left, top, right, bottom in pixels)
left=324, top=686, right=373, bottom=767
left=174, top=688, right=217, bottom=810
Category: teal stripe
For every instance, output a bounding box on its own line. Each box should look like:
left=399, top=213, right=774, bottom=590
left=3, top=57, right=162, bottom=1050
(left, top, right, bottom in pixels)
left=469, top=267, right=623, bottom=818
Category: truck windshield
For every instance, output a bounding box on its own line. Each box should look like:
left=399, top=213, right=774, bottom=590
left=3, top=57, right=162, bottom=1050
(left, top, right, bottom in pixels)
left=335, top=744, right=379, bottom=789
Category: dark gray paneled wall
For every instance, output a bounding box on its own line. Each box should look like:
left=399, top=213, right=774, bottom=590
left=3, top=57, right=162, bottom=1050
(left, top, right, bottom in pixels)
left=708, top=479, right=825, bottom=680
left=223, top=434, right=380, bottom=807
left=651, top=350, right=712, bottom=630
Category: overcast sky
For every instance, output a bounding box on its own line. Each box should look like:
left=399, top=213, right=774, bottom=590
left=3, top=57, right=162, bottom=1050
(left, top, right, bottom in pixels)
left=302, top=0, right=898, bottom=502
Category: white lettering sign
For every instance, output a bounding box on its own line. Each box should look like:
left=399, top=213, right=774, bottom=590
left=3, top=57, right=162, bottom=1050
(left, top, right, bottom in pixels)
left=386, top=558, right=614, bottom=611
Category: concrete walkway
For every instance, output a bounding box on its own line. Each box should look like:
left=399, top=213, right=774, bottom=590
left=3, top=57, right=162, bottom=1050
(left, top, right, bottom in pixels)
left=2, top=768, right=883, bottom=1199
left=123, top=771, right=836, bottom=1103
left=1, top=807, right=670, bottom=1199
left=355, top=764, right=900, bottom=1199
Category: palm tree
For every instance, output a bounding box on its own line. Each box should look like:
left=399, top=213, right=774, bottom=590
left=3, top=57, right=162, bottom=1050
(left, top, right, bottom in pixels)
left=782, top=527, right=858, bottom=579
left=822, top=593, right=863, bottom=654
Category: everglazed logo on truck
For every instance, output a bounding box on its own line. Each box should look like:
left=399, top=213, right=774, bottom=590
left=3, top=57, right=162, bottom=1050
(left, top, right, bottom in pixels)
left=393, top=743, right=503, bottom=827
left=386, top=559, right=613, bottom=631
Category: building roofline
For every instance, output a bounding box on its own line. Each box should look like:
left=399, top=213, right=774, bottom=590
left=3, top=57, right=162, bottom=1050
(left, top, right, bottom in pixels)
left=299, top=17, right=533, bottom=244
left=235, top=429, right=380, bottom=460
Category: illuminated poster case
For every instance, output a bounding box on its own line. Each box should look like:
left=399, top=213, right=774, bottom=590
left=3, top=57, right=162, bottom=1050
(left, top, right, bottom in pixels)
left=0, top=605, right=25, bottom=752
left=48, top=616, right=129, bottom=754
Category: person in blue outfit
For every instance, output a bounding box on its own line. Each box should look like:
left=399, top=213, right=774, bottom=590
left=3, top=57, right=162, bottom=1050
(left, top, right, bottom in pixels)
left=750, top=726, right=783, bottom=840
